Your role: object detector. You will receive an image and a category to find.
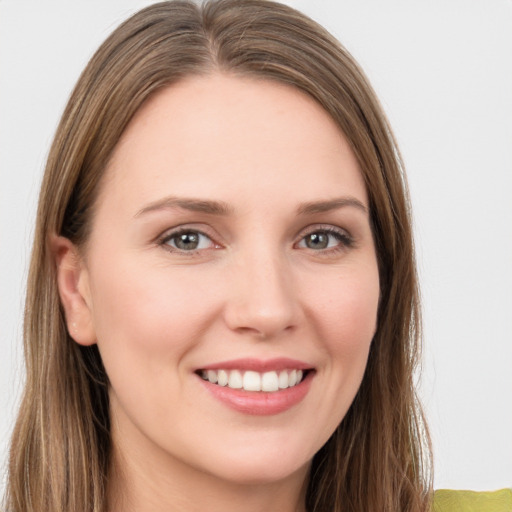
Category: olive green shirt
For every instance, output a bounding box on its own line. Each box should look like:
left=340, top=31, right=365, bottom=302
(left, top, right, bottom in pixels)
left=434, top=489, right=512, bottom=511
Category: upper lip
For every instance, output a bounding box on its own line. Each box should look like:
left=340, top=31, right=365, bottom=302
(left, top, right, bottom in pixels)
left=198, top=358, right=313, bottom=372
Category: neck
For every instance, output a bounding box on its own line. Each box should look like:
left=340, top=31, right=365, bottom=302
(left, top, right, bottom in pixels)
left=107, top=438, right=309, bottom=512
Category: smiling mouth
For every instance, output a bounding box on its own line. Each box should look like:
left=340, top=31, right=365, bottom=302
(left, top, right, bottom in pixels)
left=197, top=368, right=309, bottom=392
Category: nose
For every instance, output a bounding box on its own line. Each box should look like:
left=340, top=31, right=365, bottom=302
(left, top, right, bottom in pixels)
left=223, top=250, right=300, bottom=339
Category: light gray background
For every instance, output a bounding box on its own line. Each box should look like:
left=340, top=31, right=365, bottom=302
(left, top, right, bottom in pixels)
left=1, top=0, right=511, bottom=493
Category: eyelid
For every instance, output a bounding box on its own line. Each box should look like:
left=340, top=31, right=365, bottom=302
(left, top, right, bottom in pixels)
left=294, top=224, right=354, bottom=251
left=156, top=224, right=222, bottom=253
left=295, top=223, right=352, bottom=240
left=155, top=222, right=354, bottom=255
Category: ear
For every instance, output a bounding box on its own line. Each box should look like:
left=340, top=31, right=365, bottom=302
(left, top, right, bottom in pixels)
left=51, top=235, right=97, bottom=346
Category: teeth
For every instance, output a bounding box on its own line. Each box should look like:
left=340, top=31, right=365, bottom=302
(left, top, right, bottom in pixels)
left=217, top=369, right=228, bottom=387
left=228, top=370, right=243, bottom=389
left=200, top=369, right=305, bottom=392
left=261, top=371, right=279, bottom=392
left=278, top=370, right=289, bottom=389
left=243, top=371, right=261, bottom=391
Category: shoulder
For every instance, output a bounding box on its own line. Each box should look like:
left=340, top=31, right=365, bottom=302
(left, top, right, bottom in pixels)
left=433, top=488, right=512, bottom=512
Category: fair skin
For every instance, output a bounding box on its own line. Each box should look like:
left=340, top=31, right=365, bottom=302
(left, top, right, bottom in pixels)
left=55, top=74, right=380, bottom=512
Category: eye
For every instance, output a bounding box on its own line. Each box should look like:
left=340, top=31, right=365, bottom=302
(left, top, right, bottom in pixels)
left=297, top=228, right=352, bottom=251
left=161, top=229, right=216, bottom=252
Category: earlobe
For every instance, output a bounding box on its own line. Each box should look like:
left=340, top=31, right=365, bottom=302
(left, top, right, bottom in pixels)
left=51, top=235, right=97, bottom=346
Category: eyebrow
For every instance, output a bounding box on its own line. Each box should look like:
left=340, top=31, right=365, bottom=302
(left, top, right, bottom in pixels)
left=297, top=197, right=368, bottom=215
left=135, top=196, right=233, bottom=218
left=135, top=195, right=368, bottom=218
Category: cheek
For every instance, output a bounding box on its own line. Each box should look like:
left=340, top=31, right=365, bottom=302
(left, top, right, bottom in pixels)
left=296, top=262, right=379, bottom=441
left=85, top=259, right=226, bottom=435
left=86, top=258, right=222, bottom=371
left=307, top=264, right=379, bottom=351
left=305, top=261, right=379, bottom=400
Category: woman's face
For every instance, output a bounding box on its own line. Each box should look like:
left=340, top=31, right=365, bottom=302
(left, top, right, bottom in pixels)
left=69, top=75, right=379, bottom=486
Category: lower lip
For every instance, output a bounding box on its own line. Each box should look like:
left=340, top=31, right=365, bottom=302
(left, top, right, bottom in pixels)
left=198, top=372, right=314, bottom=416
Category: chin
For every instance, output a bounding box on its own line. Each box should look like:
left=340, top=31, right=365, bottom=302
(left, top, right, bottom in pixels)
left=192, top=438, right=313, bottom=486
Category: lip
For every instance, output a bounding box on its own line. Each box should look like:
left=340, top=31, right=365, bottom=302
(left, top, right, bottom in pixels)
left=196, top=358, right=315, bottom=416
left=199, top=357, right=312, bottom=372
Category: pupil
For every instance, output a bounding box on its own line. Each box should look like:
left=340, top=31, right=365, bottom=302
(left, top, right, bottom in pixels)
left=176, top=232, right=199, bottom=250
left=307, top=232, right=328, bottom=249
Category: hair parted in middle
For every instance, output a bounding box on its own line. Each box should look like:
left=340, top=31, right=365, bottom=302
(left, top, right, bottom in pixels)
left=6, top=2, right=432, bottom=512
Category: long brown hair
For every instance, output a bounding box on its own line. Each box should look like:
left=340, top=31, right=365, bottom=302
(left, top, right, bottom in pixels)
left=4, top=1, right=432, bottom=511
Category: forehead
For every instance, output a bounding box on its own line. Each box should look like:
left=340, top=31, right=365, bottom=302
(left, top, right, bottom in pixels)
left=98, top=73, right=367, bottom=214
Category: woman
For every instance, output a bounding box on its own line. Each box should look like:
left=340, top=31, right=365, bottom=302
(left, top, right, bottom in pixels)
left=4, top=1, right=432, bottom=511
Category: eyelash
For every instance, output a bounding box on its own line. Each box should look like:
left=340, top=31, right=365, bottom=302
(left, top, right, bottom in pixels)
left=158, top=228, right=218, bottom=254
left=296, top=226, right=354, bottom=254
left=157, top=225, right=354, bottom=255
